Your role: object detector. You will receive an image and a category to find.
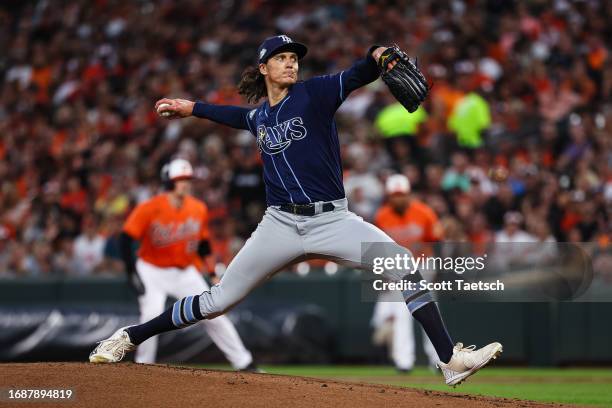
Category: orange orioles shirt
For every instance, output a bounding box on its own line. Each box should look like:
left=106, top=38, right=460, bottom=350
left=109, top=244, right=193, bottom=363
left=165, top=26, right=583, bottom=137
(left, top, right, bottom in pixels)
left=375, top=200, right=442, bottom=253
left=123, top=194, right=210, bottom=269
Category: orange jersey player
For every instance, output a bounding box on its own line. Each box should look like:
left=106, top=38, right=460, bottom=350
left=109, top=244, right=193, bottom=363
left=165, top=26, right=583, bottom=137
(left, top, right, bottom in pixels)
left=117, top=158, right=258, bottom=371
left=123, top=183, right=209, bottom=271
left=375, top=175, right=442, bottom=250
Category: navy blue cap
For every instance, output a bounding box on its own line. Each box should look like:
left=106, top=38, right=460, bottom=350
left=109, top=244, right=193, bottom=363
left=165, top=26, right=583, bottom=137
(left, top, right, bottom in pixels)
left=257, top=35, right=308, bottom=64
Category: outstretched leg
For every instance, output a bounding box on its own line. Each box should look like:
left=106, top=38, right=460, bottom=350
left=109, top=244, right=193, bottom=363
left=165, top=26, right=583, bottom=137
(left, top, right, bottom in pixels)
left=90, top=209, right=304, bottom=363
left=172, top=267, right=254, bottom=370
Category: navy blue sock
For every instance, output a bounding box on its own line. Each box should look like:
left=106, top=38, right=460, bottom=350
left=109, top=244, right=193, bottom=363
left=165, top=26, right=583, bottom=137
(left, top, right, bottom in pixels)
left=127, top=295, right=204, bottom=345
left=412, top=302, right=454, bottom=363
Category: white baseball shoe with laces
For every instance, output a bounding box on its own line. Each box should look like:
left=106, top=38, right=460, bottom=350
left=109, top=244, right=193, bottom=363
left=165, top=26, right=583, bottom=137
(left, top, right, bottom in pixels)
left=89, top=326, right=136, bottom=363
left=437, top=342, right=502, bottom=386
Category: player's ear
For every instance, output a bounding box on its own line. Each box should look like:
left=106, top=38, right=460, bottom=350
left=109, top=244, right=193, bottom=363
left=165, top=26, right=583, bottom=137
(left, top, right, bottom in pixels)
left=259, top=63, right=267, bottom=76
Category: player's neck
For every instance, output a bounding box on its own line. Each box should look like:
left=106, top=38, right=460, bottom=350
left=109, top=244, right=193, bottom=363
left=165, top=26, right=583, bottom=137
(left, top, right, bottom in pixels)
left=267, top=84, right=289, bottom=107
left=391, top=201, right=410, bottom=215
left=392, top=206, right=407, bottom=215
left=167, top=192, right=185, bottom=208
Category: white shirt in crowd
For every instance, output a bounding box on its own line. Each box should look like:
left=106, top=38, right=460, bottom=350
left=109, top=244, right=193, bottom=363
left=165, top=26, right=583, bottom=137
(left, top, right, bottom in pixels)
left=73, top=234, right=106, bottom=275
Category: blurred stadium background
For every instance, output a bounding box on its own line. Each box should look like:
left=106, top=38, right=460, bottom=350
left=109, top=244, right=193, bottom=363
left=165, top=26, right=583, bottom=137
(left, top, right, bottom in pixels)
left=0, top=0, right=611, bottom=404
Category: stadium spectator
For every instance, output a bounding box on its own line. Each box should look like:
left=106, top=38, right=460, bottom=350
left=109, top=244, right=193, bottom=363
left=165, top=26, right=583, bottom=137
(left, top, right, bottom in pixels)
left=72, top=217, right=105, bottom=276
left=100, top=215, right=126, bottom=276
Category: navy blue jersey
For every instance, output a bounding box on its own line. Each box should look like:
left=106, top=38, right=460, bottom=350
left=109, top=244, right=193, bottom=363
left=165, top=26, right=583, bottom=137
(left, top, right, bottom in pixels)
left=193, top=54, right=379, bottom=206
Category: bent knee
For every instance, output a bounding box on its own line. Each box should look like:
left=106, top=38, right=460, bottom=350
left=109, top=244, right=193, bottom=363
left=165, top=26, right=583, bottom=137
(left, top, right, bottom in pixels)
left=198, top=290, right=235, bottom=319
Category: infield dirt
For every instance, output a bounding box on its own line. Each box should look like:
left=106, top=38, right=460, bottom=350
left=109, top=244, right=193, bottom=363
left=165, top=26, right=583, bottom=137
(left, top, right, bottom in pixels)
left=0, top=363, right=575, bottom=407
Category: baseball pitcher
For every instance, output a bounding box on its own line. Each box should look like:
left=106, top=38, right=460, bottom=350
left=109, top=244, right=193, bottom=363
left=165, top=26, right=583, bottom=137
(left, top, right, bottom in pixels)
left=91, top=36, right=501, bottom=386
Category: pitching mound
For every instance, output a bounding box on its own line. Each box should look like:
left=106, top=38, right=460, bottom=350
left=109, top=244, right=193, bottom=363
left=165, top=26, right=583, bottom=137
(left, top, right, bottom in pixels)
left=1, top=363, right=568, bottom=407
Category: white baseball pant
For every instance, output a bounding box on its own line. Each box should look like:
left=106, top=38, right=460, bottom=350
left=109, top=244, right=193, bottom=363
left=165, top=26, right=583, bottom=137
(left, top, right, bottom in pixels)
left=372, top=291, right=439, bottom=370
left=135, top=259, right=253, bottom=369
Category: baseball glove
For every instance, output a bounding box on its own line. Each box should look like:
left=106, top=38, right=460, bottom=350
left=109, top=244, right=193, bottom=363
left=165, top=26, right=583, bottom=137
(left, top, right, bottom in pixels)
left=378, top=45, right=429, bottom=113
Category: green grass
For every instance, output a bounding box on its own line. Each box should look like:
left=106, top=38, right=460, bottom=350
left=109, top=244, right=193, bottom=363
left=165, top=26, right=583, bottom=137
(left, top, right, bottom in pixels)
left=193, top=364, right=612, bottom=407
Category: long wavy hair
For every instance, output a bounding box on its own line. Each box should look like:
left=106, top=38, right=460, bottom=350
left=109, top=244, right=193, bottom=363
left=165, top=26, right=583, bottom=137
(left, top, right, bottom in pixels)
left=238, top=66, right=267, bottom=104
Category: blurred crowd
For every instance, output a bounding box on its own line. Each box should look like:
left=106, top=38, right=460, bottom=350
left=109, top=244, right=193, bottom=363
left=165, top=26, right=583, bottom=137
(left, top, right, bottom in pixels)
left=0, top=0, right=610, bottom=278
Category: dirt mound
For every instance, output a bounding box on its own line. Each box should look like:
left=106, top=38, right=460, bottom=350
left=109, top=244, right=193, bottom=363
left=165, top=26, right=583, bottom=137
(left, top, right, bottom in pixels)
left=0, top=363, right=569, bottom=408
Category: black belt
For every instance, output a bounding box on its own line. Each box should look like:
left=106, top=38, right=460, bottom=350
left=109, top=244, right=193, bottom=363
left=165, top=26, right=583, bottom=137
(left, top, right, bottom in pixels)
left=279, top=202, right=335, bottom=216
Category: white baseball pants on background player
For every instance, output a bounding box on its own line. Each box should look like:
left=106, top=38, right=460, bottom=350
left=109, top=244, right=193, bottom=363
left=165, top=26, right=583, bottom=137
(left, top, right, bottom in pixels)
left=198, top=199, right=433, bottom=319
left=372, top=291, right=439, bottom=370
left=135, top=259, right=253, bottom=368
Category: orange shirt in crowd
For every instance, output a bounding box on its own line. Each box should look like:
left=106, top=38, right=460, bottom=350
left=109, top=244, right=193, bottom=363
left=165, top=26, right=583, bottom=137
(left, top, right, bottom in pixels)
left=375, top=200, right=442, bottom=252
left=123, top=194, right=210, bottom=269
left=587, top=46, right=607, bottom=71
left=430, top=82, right=465, bottom=118
left=60, top=189, right=88, bottom=214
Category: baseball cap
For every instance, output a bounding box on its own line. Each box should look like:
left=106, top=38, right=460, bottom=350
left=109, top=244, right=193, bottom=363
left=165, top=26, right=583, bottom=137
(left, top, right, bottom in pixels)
left=257, top=35, right=307, bottom=64
left=166, top=159, right=193, bottom=181
left=386, top=174, right=411, bottom=195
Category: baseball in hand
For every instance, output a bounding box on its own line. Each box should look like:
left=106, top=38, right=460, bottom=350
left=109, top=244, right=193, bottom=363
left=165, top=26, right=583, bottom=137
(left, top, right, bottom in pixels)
left=157, top=103, right=173, bottom=117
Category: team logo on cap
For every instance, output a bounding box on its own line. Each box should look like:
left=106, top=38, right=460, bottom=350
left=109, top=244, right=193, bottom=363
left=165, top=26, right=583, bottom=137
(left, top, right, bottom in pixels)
left=259, top=48, right=267, bottom=60
left=278, top=35, right=292, bottom=43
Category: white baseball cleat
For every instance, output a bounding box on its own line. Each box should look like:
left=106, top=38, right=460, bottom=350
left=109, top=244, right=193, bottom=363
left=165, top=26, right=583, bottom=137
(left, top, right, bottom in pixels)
left=89, top=326, right=136, bottom=363
left=437, top=342, right=502, bottom=386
